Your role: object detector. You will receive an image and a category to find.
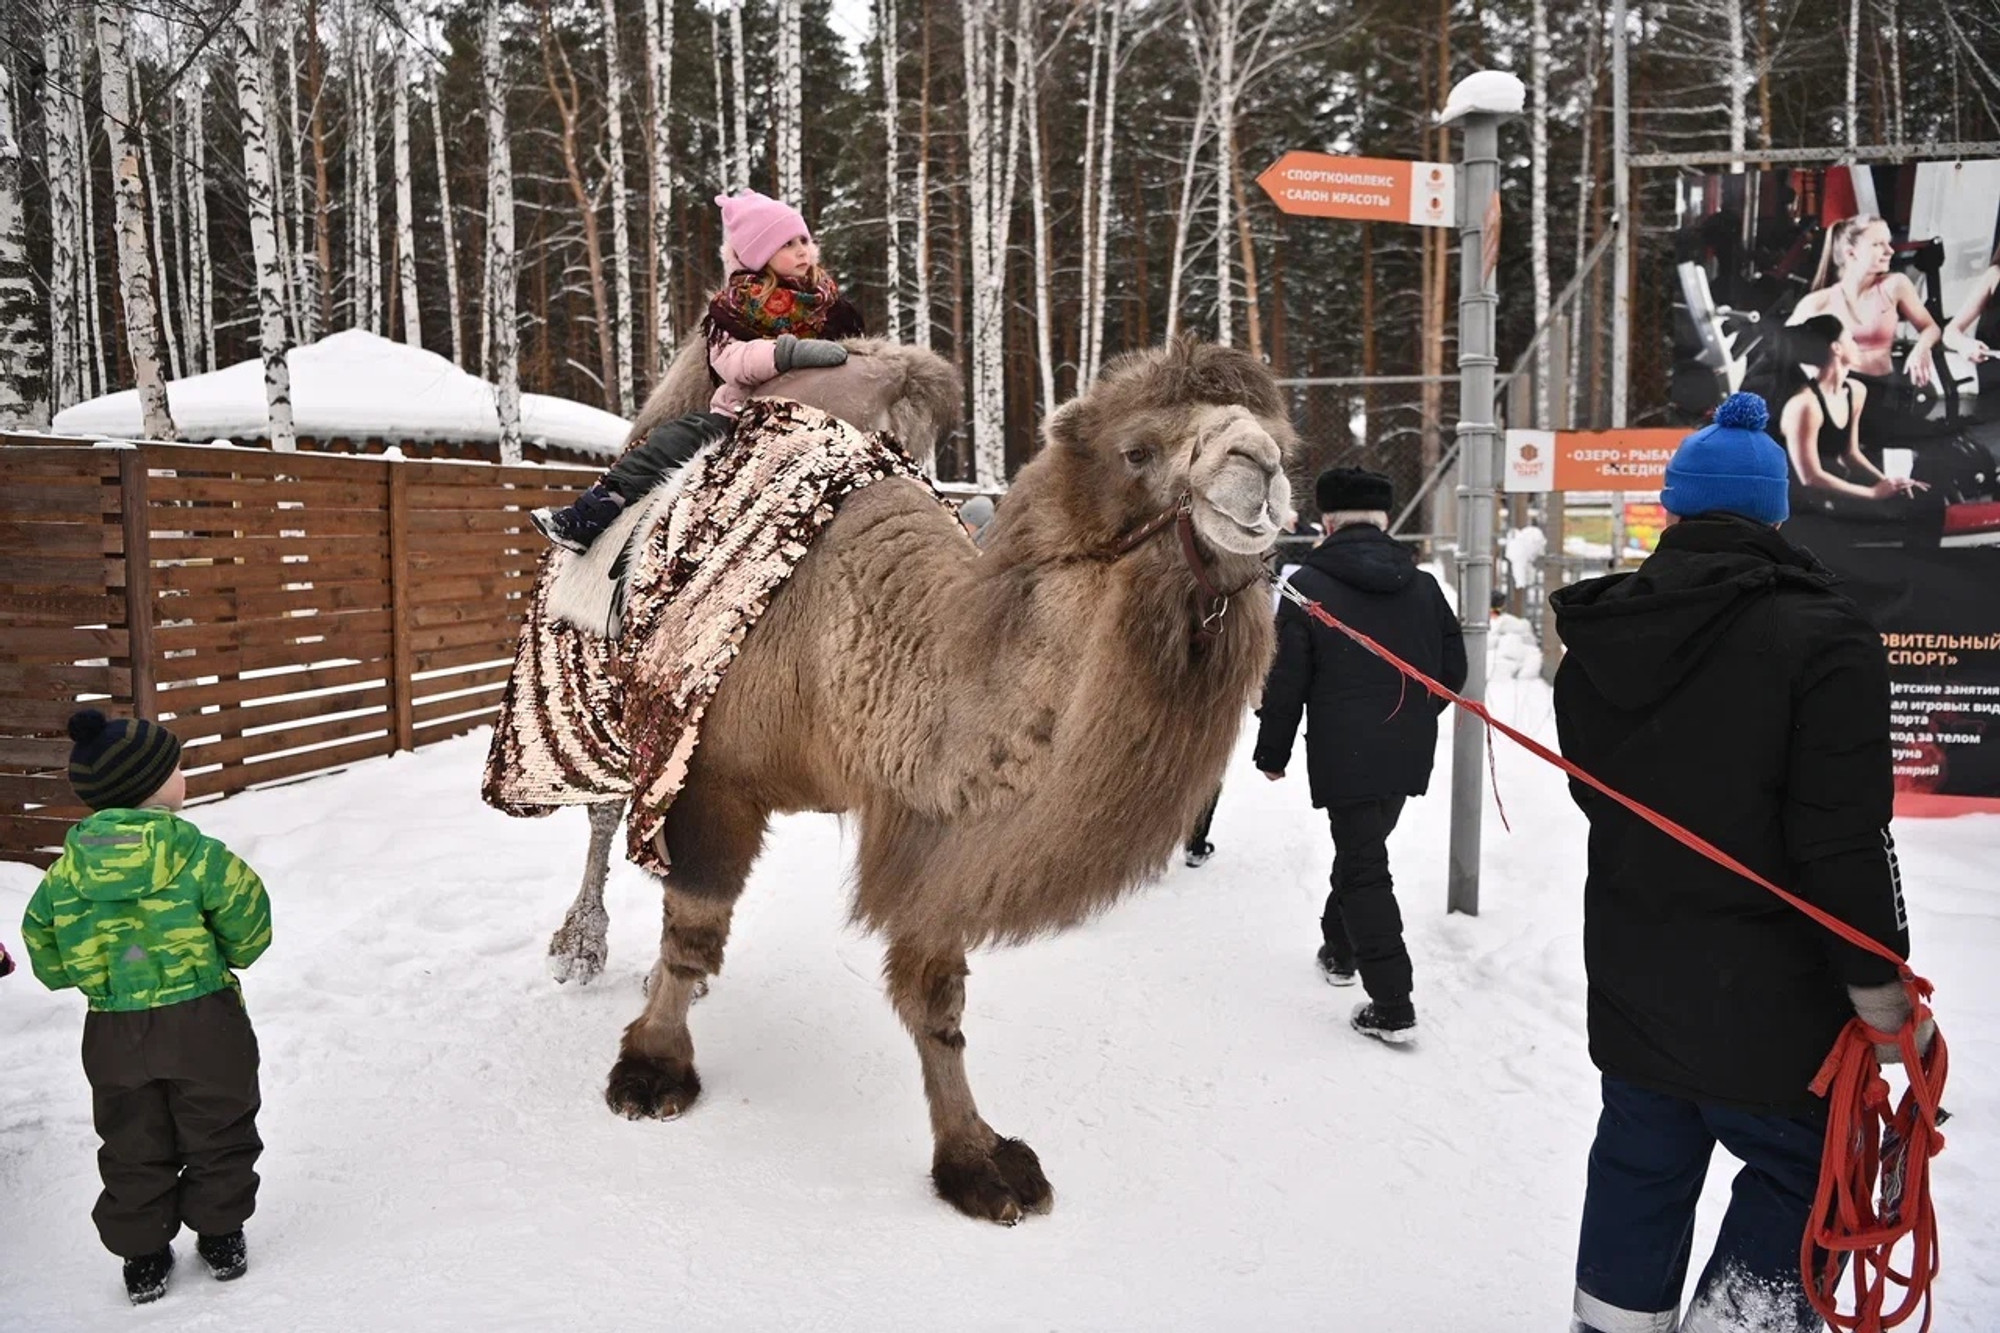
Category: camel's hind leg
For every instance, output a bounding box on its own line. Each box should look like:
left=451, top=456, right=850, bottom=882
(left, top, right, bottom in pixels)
left=603, top=781, right=766, bottom=1120
left=885, top=937, right=1055, bottom=1225
left=548, top=800, right=623, bottom=984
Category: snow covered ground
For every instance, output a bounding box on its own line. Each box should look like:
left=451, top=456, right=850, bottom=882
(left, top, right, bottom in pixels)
left=3, top=683, right=1994, bottom=1330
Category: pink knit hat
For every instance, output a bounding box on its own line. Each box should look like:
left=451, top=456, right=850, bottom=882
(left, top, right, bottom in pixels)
left=715, top=189, right=810, bottom=274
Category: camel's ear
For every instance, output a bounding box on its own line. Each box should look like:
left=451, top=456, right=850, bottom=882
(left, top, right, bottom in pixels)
left=1044, top=397, right=1089, bottom=453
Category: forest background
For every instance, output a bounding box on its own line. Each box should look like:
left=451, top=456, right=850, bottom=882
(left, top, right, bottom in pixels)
left=2, top=0, right=1998, bottom=499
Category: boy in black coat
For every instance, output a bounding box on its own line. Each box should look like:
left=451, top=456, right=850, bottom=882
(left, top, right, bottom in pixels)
left=1552, top=394, right=1924, bottom=1333
left=1254, top=468, right=1466, bottom=1044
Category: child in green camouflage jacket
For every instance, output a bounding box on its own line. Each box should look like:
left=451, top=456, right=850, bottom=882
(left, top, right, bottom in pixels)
left=21, top=710, right=272, bottom=1306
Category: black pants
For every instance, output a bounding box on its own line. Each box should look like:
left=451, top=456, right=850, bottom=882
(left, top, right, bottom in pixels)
left=81, top=989, right=263, bottom=1257
left=601, top=411, right=734, bottom=503
left=1320, top=796, right=1411, bottom=1003
left=1185, top=786, right=1221, bottom=851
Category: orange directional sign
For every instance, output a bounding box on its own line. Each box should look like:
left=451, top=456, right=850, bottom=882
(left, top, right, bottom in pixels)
left=1256, top=152, right=1456, bottom=228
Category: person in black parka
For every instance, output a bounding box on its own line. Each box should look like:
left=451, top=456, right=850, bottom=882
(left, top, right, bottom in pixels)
left=1253, top=467, right=1466, bottom=1044
left=1553, top=393, right=1928, bottom=1333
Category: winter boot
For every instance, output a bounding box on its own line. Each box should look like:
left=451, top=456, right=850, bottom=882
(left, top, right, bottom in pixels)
left=1316, top=943, right=1358, bottom=987
left=197, top=1229, right=248, bottom=1281
left=1350, top=999, right=1417, bottom=1045
left=123, top=1247, right=174, bottom=1305
left=1184, top=839, right=1216, bottom=868
left=531, top=483, right=627, bottom=553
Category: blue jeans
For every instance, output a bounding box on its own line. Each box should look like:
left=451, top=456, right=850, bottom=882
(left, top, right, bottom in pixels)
left=1574, top=1075, right=1830, bottom=1333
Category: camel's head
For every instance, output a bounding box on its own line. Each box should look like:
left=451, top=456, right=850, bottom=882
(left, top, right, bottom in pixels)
left=1035, top=339, right=1296, bottom=557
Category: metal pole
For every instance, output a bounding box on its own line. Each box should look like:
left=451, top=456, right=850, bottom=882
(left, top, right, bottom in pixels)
left=1447, top=108, right=1502, bottom=918
left=1610, top=0, right=1631, bottom=430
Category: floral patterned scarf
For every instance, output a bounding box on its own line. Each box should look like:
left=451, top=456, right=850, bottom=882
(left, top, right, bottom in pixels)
left=702, top=269, right=860, bottom=353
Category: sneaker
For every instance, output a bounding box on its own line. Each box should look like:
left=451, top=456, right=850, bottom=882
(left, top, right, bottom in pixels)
left=1184, top=840, right=1215, bottom=868
left=197, top=1229, right=248, bottom=1282
left=1351, top=999, right=1418, bottom=1045
left=123, top=1246, right=174, bottom=1305
left=531, top=484, right=626, bottom=553
left=1315, top=943, right=1358, bottom=987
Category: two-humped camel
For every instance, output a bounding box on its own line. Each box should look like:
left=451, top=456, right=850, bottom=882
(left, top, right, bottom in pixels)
left=594, top=339, right=1293, bottom=1223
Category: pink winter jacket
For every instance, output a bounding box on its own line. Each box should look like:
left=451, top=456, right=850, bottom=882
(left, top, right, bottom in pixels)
left=707, top=335, right=781, bottom=417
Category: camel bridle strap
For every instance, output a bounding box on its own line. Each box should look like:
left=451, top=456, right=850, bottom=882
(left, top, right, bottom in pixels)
left=1103, top=491, right=1266, bottom=642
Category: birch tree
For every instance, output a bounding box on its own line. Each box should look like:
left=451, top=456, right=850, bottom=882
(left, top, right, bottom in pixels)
left=601, top=0, right=635, bottom=412
left=392, top=18, right=423, bottom=348
left=185, top=69, right=215, bottom=372
left=912, top=2, right=932, bottom=350
left=137, top=70, right=183, bottom=381
left=1723, top=0, right=1748, bottom=165
left=39, top=14, right=81, bottom=412
left=0, top=58, right=48, bottom=428
left=542, top=8, right=618, bottom=405
left=288, top=24, right=319, bottom=344
left=1081, top=0, right=1126, bottom=387
left=878, top=0, right=902, bottom=343
left=430, top=65, right=464, bottom=366
left=1163, top=86, right=1211, bottom=342
left=95, top=4, right=176, bottom=438
left=642, top=0, right=675, bottom=373
left=485, top=0, right=522, bottom=461
left=1023, top=5, right=1055, bottom=417
left=710, top=6, right=731, bottom=191
left=728, top=1, right=749, bottom=193
left=236, top=0, right=297, bottom=449
left=1184, top=0, right=1287, bottom=352
left=308, top=0, right=334, bottom=334
left=960, top=0, right=1027, bottom=486
left=359, top=21, right=383, bottom=334
left=775, top=0, right=802, bottom=203
left=1845, top=0, right=1860, bottom=150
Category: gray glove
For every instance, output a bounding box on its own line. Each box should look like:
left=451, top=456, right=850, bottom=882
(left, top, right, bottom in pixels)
left=773, top=334, right=848, bottom=372
left=1848, top=981, right=1937, bottom=1064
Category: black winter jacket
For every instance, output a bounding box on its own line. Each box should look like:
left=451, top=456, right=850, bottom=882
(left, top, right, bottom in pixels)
left=1551, top=516, right=1910, bottom=1113
left=1253, top=524, right=1467, bottom=805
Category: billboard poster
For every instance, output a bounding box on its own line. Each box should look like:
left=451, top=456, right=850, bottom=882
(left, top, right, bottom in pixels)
left=1669, top=159, right=2000, bottom=813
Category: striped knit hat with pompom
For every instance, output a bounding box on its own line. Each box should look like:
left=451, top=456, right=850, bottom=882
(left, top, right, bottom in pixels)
left=66, top=709, right=183, bottom=811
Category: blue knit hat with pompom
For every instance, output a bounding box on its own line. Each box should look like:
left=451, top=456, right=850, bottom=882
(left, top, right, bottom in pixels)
left=1660, top=392, right=1789, bottom=525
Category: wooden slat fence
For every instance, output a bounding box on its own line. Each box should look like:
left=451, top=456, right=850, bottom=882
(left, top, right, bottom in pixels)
left=1, top=439, right=595, bottom=866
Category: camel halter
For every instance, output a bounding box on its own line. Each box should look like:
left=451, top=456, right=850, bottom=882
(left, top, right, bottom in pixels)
left=1105, top=491, right=1267, bottom=644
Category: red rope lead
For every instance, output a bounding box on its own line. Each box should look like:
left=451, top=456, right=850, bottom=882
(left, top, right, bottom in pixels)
left=1276, top=580, right=1948, bottom=1331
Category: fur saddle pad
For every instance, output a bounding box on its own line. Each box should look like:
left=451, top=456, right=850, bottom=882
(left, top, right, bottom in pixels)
left=480, top=397, right=935, bottom=873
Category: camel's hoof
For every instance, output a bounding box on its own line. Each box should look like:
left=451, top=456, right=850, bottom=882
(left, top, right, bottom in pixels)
left=604, top=1053, right=701, bottom=1120
left=547, top=928, right=607, bottom=986
left=933, top=1137, right=1053, bottom=1225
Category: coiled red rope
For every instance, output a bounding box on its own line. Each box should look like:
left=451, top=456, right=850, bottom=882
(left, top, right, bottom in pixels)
left=1276, top=580, right=1948, bottom=1331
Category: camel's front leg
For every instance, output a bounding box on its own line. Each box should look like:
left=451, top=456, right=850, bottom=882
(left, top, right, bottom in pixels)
left=885, top=938, right=1054, bottom=1225
left=548, top=801, right=624, bottom=984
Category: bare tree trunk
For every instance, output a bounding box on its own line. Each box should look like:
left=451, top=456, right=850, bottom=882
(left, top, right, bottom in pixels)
left=602, top=0, right=635, bottom=411
left=41, top=14, right=80, bottom=412
left=1084, top=0, right=1122, bottom=384
left=1163, top=91, right=1208, bottom=342
left=80, top=53, right=105, bottom=401
left=0, top=58, right=48, bottom=427
left=710, top=7, right=730, bottom=191
left=960, top=0, right=1024, bottom=486
left=95, top=4, right=175, bottom=438
left=728, top=0, right=749, bottom=194
left=1023, top=7, right=1055, bottom=417
left=1724, top=0, right=1747, bottom=167
left=643, top=0, right=676, bottom=375
left=309, top=0, right=334, bottom=333
left=430, top=65, right=464, bottom=366
left=136, top=65, right=183, bottom=383
left=1211, top=0, right=1236, bottom=347
left=1845, top=0, right=1860, bottom=150
left=775, top=0, right=802, bottom=203
left=1885, top=0, right=1902, bottom=144
left=1230, top=126, right=1261, bottom=359
left=913, top=1, right=933, bottom=350
left=484, top=0, right=522, bottom=461
left=879, top=0, right=902, bottom=343
left=186, top=62, right=215, bottom=373
left=393, top=17, right=423, bottom=349
left=543, top=9, right=618, bottom=405
left=360, top=20, right=383, bottom=334
left=1078, top=0, right=1103, bottom=378
left=287, top=22, right=318, bottom=344
left=169, top=43, right=196, bottom=378
left=236, top=0, right=297, bottom=449
left=1531, top=0, right=1551, bottom=425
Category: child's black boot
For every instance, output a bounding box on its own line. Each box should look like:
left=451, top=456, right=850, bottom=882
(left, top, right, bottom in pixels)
left=531, top=483, right=627, bottom=553
left=123, top=1246, right=174, bottom=1304
left=197, top=1228, right=248, bottom=1281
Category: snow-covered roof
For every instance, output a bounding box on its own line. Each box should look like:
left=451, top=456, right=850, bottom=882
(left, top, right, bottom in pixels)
left=50, top=329, right=629, bottom=460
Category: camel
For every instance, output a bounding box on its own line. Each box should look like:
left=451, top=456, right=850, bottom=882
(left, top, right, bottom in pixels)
left=591, top=338, right=1294, bottom=1224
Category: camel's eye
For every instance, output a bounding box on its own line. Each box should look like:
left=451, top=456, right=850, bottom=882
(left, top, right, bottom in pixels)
left=1121, top=445, right=1152, bottom=468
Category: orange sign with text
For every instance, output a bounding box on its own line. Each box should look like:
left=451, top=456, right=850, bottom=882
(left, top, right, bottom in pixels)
left=1256, top=152, right=1456, bottom=228
left=1504, top=428, right=1687, bottom=493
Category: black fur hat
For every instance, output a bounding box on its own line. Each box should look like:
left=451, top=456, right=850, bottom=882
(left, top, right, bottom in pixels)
left=1315, top=467, right=1394, bottom=515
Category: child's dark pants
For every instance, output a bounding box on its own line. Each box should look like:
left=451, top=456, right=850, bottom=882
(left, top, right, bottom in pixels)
left=82, top=989, right=263, bottom=1257
left=602, top=411, right=734, bottom=502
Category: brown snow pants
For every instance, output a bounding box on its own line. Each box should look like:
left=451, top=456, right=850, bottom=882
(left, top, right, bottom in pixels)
left=81, top=988, right=263, bottom=1257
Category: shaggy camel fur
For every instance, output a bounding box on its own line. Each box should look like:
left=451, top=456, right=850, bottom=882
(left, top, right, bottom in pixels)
left=602, top=339, right=1295, bottom=1224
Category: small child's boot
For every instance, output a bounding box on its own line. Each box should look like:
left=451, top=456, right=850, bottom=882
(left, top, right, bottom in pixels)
left=197, top=1228, right=248, bottom=1281
left=531, top=483, right=627, bottom=553
left=123, top=1246, right=174, bottom=1304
